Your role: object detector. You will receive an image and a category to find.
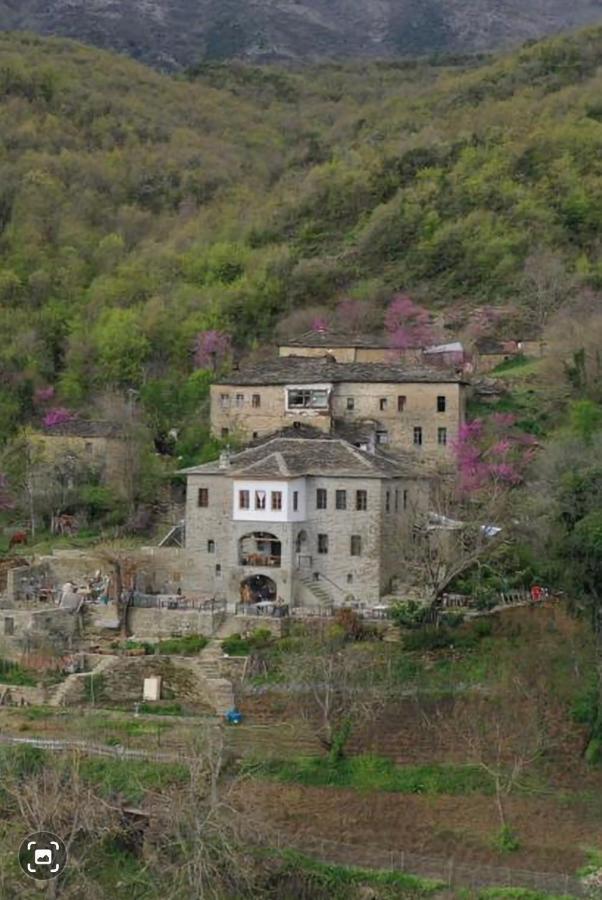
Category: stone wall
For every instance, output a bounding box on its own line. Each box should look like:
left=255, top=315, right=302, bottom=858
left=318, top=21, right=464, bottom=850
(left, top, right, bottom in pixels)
left=0, top=683, right=47, bottom=706
left=128, top=608, right=215, bottom=640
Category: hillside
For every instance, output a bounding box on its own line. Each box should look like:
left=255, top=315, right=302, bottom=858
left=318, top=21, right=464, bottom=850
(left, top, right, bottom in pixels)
left=1, top=0, right=602, bottom=69
left=0, top=28, right=602, bottom=448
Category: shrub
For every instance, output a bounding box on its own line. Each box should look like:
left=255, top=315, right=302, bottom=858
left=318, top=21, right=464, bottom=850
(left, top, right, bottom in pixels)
left=493, top=825, right=521, bottom=853
left=222, top=634, right=251, bottom=656
left=156, top=634, right=208, bottom=655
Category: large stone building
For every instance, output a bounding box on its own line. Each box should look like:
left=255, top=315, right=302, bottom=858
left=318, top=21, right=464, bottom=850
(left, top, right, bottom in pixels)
left=181, top=428, right=429, bottom=607
left=210, top=356, right=467, bottom=456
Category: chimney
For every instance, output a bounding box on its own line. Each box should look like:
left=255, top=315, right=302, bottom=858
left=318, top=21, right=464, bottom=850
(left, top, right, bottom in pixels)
left=219, top=449, right=231, bottom=469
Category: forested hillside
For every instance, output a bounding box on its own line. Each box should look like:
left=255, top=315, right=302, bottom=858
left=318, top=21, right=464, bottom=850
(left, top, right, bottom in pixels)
left=1, top=28, right=602, bottom=447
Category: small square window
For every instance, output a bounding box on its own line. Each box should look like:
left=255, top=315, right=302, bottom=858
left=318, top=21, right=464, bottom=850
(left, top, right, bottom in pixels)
left=437, top=395, right=446, bottom=413
left=85, top=441, right=93, bottom=455
left=215, top=564, right=221, bottom=576
left=239, top=490, right=250, bottom=509
left=235, top=393, right=244, bottom=408
left=350, top=535, right=362, bottom=556
left=252, top=431, right=259, bottom=439
left=347, top=397, right=355, bottom=411
left=219, top=393, right=230, bottom=409
left=207, top=540, right=215, bottom=553
left=438, top=427, right=448, bottom=446
left=346, top=573, right=353, bottom=584
left=316, top=488, right=327, bottom=510
left=398, top=395, right=407, bottom=412
left=356, top=490, right=367, bottom=511
left=197, top=488, right=209, bottom=507
left=255, top=491, right=266, bottom=510
left=317, top=534, right=329, bottom=554
left=271, top=491, right=282, bottom=511
left=335, top=490, right=347, bottom=510
left=413, top=426, right=423, bottom=447
left=221, top=427, right=229, bottom=439
left=379, top=398, right=388, bottom=411
left=252, top=394, right=261, bottom=408
left=376, top=430, right=389, bottom=445
left=4, top=617, right=14, bottom=636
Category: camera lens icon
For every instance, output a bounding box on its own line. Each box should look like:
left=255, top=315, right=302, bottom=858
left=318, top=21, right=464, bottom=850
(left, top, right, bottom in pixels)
left=19, top=832, right=67, bottom=880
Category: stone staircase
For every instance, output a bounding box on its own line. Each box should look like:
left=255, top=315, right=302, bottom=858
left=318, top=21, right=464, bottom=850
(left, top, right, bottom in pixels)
left=296, top=573, right=334, bottom=607
left=187, top=641, right=234, bottom=716
left=49, top=654, right=117, bottom=707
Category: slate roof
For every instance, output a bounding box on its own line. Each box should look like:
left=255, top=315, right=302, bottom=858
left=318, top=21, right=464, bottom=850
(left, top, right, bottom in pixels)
left=40, top=420, right=125, bottom=438
left=280, top=330, right=391, bottom=349
left=180, top=426, right=425, bottom=480
left=218, top=356, right=465, bottom=386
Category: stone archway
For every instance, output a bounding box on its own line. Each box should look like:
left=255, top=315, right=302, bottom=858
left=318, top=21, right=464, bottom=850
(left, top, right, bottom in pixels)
left=239, top=574, right=277, bottom=606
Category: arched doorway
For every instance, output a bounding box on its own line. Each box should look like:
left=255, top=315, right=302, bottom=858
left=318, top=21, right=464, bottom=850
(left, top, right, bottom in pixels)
left=240, top=574, right=277, bottom=606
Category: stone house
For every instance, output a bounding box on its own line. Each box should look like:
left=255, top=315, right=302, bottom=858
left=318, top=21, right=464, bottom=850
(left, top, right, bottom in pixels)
left=31, top=420, right=130, bottom=491
left=210, top=356, right=467, bottom=456
left=278, top=330, right=421, bottom=364
left=181, top=428, right=429, bottom=607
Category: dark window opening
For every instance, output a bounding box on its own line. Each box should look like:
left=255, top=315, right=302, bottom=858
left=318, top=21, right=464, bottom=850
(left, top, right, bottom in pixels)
left=316, top=488, right=327, bottom=510
left=317, top=534, right=329, bottom=554
left=335, top=490, right=347, bottom=510
left=413, top=426, right=423, bottom=447
left=356, top=490, right=367, bottom=511
left=197, top=488, right=209, bottom=508
left=437, top=395, right=446, bottom=412
left=350, top=535, right=362, bottom=556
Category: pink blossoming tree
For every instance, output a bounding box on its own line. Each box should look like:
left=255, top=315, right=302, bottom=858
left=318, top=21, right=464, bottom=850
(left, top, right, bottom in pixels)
left=310, top=315, right=330, bottom=333
left=34, top=386, right=55, bottom=405
left=194, top=330, right=232, bottom=371
left=384, top=294, right=437, bottom=350
left=42, top=407, right=76, bottom=429
left=453, top=414, right=538, bottom=496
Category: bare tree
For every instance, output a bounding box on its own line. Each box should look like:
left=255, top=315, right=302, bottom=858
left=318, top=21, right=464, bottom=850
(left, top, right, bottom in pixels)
left=521, top=249, right=576, bottom=333
left=279, top=634, right=387, bottom=760
left=97, top=541, right=139, bottom=638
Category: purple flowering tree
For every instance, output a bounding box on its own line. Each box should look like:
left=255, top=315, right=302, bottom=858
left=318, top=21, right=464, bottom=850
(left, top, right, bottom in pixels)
left=34, top=386, right=55, bottom=405
left=310, top=316, right=330, bottom=333
left=194, top=330, right=232, bottom=371
left=405, top=414, right=538, bottom=606
left=384, top=295, right=437, bottom=351
left=42, top=407, right=76, bottom=429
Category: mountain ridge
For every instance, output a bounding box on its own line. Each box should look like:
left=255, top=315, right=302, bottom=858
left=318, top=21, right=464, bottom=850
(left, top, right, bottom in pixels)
left=2, top=0, right=602, bottom=69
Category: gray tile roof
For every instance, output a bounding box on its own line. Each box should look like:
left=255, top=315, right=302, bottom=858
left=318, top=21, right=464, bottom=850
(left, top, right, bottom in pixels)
left=217, top=356, right=465, bottom=386
left=280, top=330, right=391, bottom=349
left=180, top=427, right=426, bottom=480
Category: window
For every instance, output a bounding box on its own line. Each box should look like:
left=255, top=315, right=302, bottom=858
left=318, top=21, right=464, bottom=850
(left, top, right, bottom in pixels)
left=346, top=397, right=355, bottom=411
left=347, top=573, right=353, bottom=584
left=437, top=395, right=447, bottom=412
left=316, top=488, right=327, bottom=510
left=413, top=426, right=423, bottom=447
left=221, top=427, right=229, bottom=439
left=239, top=490, right=250, bottom=510
left=197, top=488, right=209, bottom=508
left=293, top=491, right=299, bottom=512
left=287, top=388, right=329, bottom=409
left=398, top=395, right=407, bottom=412
left=219, top=393, right=230, bottom=409
left=252, top=394, right=261, bottom=408
left=395, top=489, right=399, bottom=512
left=252, top=432, right=258, bottom=439
left=255, top=491, right=266, bottom=510
left=85, top=441, right=93, bottom=456
left=4, top=617, right=14, bottom=636
left=335, top=490, right=347, bottom=510
left=317, top=534, right=329, bottom=554
left=235, top=393, right=244, bottom=408
left=438, top=427, right=448, bottom=446
left=215, top=564, right=221, bottom=576
left=376, top=429, right=389, bottom=445
left=271, top=491, right=282, bottom=511
left=207, top=540, right=215, bottom=553
left=385, top=491, right=391, bottom=513
left=350, top=535, right=362, bottom=556
left=356, top=490, right=367, bottom=511
left=403, top=489, right=408, bottom=510
left=379, top=398, right=388, bottom=411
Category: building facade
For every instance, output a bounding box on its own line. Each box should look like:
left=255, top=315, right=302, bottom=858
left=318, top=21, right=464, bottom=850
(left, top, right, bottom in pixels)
left=182, top=430, right=429, bottom=607
left=210, top=357, right=467, bottom=456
